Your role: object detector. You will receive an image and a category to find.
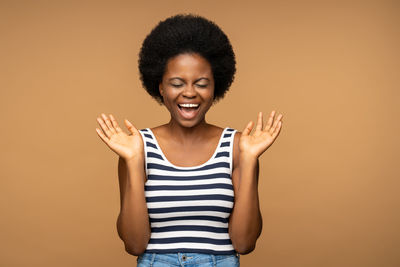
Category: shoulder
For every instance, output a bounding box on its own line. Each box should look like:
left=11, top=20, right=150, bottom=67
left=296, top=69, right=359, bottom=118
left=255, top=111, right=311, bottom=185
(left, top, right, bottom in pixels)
left=148, top=124, right=170, bottom=139
left=232, top=130, right=242, bottom=170
left=230, top=130, right=241, bottom=194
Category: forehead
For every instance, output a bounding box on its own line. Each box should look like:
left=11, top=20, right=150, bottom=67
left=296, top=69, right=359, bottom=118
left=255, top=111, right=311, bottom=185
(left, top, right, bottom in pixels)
left=163, top=53, right=213, bottom=78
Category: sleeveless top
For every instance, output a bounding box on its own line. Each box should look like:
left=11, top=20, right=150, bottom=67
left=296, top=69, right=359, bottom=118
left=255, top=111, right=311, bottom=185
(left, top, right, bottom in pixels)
left=138, top=127, right=238, bottom=255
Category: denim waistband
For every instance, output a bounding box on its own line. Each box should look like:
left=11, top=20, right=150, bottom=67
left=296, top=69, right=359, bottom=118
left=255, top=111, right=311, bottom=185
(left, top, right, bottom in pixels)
left=137, top=252, right=240, bottom=266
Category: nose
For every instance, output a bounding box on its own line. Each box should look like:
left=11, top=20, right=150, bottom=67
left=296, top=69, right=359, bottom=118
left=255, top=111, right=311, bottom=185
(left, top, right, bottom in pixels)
left=182, top=84, right=197, bottom=98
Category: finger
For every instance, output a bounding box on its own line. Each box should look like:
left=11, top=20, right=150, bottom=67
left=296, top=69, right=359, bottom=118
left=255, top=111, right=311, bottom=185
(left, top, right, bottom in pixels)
left=101, top=113, right=117, bottom=134
left=256, top=112, right=263, bottom=131
left=95, top=127, right=110, bottom=145
left=242, top=121, right=254, bottom=136
left=125, top=119, right=139, bottom=135
left=269, top=113, right=283, bottom=134
left=97, top=116, right=113, bottom=138
left=272, top=121, right=282, bottom=139
left=264, top=110, right=275, bottom=131
left=109, top=114, right=122, bottom=133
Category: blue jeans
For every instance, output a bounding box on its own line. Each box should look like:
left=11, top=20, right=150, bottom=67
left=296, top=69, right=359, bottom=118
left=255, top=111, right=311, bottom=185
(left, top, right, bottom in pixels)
left=136, top=252, right=240, bottom=267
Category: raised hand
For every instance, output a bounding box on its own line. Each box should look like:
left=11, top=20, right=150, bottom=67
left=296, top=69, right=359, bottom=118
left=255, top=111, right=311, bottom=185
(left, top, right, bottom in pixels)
left=95, top=113, right=144, bottom=161
left=239, top=111, right=283, bottom=159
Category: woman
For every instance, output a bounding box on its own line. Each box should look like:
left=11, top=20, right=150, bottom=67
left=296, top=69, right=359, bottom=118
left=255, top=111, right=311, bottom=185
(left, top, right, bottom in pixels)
left=96, top=14, right=283, bottom=267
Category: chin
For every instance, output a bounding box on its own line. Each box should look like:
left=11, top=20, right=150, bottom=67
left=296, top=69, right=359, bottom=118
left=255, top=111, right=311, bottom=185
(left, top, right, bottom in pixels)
left=180, top=121, right=199, bottom=128
left=179, top=117, right=204, bottom=128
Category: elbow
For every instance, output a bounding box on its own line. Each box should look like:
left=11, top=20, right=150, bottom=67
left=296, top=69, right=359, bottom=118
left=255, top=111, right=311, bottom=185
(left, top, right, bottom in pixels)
left=232, top=241, right=256, bottom=255
left=230, top=230, right=260, bottom=255
left=122, top=233, right=150, bottom=256
left=230, top=226, right=261, bottom=255
left=124, top=241, right=147, bottom=256
left=116, top=216, right=150, bottom=256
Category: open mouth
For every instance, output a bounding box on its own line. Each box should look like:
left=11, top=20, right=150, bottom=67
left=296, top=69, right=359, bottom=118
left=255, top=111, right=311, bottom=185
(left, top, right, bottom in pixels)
left=177, top=104, right=200, bottom=119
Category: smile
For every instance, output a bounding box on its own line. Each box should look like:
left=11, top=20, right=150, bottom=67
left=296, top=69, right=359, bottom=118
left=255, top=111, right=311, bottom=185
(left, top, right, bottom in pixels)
left=177, top=104, right=200, bottom=120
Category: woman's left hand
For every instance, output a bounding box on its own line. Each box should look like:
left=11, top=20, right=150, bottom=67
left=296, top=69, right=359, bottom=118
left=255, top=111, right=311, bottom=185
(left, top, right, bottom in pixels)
left=239, top=111, right=283, bottom=159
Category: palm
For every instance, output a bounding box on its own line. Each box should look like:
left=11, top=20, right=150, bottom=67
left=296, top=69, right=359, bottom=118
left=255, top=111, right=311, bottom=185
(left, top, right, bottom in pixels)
left=96, top=113, right=144, bottom=160
left=239, top=111, right=283, bottom=158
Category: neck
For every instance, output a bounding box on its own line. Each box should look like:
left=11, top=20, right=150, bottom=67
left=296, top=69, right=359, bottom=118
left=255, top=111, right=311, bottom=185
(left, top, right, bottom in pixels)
left=165, top=118, right=210, bottom=145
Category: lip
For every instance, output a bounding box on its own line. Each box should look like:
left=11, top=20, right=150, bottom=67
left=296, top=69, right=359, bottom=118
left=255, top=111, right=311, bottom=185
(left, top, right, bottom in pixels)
left=177, top=104, right=200, bottom=120
left=178, top=103, right=200, bottom=105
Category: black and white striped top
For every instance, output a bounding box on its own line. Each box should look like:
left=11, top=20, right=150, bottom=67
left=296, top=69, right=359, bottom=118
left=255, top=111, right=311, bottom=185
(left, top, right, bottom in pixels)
left=138, top=127, right=237, bottom=255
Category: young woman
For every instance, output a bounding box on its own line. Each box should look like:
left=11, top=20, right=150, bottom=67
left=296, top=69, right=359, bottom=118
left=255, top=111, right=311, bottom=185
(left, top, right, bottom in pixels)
left=96, top=14, right=283, bottom=267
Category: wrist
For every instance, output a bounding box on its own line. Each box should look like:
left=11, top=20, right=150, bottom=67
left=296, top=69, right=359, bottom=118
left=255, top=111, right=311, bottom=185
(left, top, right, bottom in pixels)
left=239, top=151, right=258, bottom=162
left=124, top=156, right=146, bottom=186
left=124, top=155, right=145, bottom=167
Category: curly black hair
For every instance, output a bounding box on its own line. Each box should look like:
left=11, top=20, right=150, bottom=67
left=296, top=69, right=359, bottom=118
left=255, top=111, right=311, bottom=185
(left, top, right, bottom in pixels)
left=138, top=14, right=236, bottom=105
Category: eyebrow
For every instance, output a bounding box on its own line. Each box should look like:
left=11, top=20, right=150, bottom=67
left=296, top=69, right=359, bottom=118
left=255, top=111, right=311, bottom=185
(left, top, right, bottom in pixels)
left=168, top=77, right=210, bottom=83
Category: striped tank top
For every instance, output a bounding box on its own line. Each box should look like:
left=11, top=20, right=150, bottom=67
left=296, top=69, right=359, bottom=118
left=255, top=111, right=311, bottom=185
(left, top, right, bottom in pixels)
left=138, top=127, right=237, bottom=255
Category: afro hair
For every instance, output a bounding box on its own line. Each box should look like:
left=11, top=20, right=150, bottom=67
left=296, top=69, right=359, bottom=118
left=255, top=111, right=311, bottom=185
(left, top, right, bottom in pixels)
left=138, top=14, right=236, bottom=105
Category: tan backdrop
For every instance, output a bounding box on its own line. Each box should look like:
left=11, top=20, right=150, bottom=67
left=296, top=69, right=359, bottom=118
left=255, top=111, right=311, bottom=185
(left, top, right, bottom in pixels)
left=1, top=0, right=399, bottom=266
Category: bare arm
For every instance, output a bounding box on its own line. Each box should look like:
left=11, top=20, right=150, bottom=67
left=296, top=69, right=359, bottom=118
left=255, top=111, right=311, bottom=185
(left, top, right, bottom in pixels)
left=95, top=113, right=151, bottom=256
left=116, top=155, right=150, bottom=256
left=228, top=132, right=262, bottom=254
left=229, top=111, right=283, bottom=254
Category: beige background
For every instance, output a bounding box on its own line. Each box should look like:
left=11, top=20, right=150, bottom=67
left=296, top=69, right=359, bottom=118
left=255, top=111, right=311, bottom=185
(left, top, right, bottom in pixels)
left=1, top=0, right=399, bottom=266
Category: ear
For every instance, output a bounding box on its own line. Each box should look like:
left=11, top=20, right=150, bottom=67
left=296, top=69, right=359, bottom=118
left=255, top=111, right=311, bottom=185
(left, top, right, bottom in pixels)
left=159, top=83, right=164, bottom=97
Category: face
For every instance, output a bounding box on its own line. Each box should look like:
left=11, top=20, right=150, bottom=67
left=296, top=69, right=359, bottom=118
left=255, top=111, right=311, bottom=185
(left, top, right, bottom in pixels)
left=159, top=53, right=215, bottom=128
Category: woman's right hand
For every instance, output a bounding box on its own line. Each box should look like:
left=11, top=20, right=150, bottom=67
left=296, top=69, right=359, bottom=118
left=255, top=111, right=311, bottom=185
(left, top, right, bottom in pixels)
left=96, top=113, right=144, bottom=161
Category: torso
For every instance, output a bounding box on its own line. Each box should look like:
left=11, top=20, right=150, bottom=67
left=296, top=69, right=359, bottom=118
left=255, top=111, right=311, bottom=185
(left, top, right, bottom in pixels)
left=143, top=124, right=242, bottom=193
left=138, top=125, right=240, bottom=254
left=150, top=124, right=226, bottom=168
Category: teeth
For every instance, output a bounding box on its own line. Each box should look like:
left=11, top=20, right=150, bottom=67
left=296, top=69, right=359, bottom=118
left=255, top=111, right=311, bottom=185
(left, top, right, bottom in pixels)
left=179, top=103, right=199, bottom=108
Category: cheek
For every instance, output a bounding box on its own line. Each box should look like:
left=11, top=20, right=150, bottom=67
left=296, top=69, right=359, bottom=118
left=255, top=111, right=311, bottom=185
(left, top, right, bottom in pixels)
left=205, top=87, right=215, bottom=99
left=162, top=91, right=178, bottom=109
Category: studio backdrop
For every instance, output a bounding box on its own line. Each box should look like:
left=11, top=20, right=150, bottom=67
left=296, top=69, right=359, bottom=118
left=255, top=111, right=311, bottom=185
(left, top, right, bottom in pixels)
left=1, top=1, right=399, bottom=266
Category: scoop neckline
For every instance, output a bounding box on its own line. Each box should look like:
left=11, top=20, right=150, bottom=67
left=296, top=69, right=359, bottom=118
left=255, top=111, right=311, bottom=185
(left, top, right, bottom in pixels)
left=145, top=127, right=228, bottom=170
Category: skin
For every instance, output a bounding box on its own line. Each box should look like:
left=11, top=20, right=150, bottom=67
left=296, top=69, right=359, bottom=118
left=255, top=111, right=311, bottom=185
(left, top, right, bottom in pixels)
left=95, top=52, right=283, bottom=256
left=152, top=53, right=223, bottom=166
